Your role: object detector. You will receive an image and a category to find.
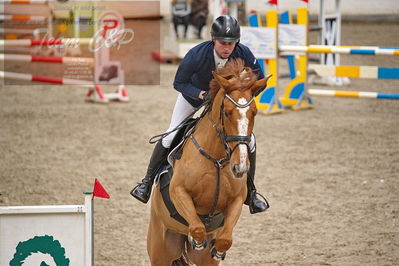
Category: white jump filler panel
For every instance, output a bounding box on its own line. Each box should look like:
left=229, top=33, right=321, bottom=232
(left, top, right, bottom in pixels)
left=0, top=193, right=93, bottom=266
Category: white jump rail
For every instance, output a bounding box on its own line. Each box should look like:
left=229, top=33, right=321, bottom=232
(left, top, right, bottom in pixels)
left=0, top=53, right=94, bottom=64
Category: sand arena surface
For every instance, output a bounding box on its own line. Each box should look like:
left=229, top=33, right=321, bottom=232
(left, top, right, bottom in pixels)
left=0, top=20, right=398, bottom=265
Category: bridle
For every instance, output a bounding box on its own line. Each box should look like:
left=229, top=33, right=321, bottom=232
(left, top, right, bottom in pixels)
left=190, top=92, right=254, bottom=169
left=189, top=91, right=255, bottom=225
left=223, top=94, right=254, bottom=152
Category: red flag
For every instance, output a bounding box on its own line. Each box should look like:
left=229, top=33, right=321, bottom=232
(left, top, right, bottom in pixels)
left=267, top=0, right=278, bottom=5
left=92, top=178, right=110, bottom=199
left=301, top=0, right=309, bottom=3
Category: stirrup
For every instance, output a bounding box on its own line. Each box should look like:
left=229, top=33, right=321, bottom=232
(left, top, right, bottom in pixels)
left=248, top=191, right=269, bottom=214
left=254, top=192, right=270, bottom=208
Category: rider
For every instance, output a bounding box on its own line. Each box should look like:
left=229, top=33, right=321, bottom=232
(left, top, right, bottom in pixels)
left=131, top=15, right=269, bottom=214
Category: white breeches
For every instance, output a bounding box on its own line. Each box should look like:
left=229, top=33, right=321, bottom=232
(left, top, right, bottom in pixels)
left=162, top=93, right=196, bottom=148
left=162, top=93, right=256, bottom=153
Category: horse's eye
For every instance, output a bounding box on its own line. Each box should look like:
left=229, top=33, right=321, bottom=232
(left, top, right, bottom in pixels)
left=224, top=110, right=232, bottom=118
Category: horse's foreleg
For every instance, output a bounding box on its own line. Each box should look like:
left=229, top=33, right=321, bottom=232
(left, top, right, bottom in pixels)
left=213, top=197, right=244, bottom=256
left=170, top=186, right=206, bottom=243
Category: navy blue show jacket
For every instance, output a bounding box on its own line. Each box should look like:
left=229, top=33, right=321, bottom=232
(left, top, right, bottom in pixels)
left=173, top=41, right=265, bottom=107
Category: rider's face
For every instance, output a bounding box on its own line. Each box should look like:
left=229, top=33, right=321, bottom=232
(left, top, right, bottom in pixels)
left=213, top=38, right=237, bottom=59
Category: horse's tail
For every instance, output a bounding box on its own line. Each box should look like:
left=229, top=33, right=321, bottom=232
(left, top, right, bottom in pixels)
left=172, top=238, right=192, bottom=266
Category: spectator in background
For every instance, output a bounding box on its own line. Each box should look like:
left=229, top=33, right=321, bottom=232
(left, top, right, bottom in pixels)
left=172, top=0, right=191, bottom=39
left=190, top=0, right=209, bottom=39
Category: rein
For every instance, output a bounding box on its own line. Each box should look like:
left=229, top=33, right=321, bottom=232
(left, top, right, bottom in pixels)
left=189, top=93, right=254, bottom=225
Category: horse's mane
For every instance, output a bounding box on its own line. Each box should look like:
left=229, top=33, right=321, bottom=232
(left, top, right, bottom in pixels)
left=209, top=58, right=258, bottom=99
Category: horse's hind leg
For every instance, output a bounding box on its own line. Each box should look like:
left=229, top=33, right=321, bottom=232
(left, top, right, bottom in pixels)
left=148, top=210, right=185, bottom=265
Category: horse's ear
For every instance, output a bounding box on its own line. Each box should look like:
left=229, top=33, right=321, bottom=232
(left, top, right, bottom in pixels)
left=252, top=74, right=272, bottom=94
left=212, top=71, right=230, bottom=89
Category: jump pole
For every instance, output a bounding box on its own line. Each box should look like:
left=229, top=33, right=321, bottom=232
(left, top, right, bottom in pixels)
left=0, top=71, right=127, bottom=103
left=0, top=71, right=94, bottom=86
left=0, top=28, right=44, bottom=35
left=2, top=0, right=48, bottom=4
left=0, top=38, right=92, bottom=47
left=279, top=45, right=399, bottom=56
left=0, top=54, right=94, bottom=64
left=308, top=64, right=399, bottom=80
left=308, top=89, right=399, bottom=100
left=0, top=14, right=46, bottom=22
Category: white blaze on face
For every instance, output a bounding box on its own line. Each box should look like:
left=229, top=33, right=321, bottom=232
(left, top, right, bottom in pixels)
left=237, top=98, right=249, bottom=171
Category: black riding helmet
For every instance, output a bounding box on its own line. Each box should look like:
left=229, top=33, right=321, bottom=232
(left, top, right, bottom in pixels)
left=211, top=15, right=240, bottom=43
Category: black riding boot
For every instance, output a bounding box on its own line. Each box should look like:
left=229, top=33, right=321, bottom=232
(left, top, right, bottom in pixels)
left=130, top=141, right=169, bottom=203
left=245, top=150, right=270, bottom=214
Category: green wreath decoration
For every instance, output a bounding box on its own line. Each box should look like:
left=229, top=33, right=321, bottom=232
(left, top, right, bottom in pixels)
left=9, top=235, right=70, bottom=266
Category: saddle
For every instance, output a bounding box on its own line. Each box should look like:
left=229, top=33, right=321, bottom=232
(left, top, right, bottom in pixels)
left=156, top=118, right=225, bottom=233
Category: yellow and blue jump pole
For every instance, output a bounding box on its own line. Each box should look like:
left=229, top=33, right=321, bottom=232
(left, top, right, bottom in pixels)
left=309, top=64, right=399, bottom=79
left=279, top=45, right=399, bottom=56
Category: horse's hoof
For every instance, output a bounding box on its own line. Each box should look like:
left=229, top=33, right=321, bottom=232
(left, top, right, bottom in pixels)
left=211, top=247, right=226, bottom=261
left=188, top=234, right=207, bottom=250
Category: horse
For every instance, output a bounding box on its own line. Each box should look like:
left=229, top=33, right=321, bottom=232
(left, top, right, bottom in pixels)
left=147, top=59, right=271, bottom=265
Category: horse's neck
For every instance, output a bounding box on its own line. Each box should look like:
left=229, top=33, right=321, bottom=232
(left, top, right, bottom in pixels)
left=192, top=91, right=225, bottom=157
left=193, top=115, right=221, bottom=156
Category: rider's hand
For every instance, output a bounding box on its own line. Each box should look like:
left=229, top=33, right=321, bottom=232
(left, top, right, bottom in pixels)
left=199, top=90, right=206, bottom=100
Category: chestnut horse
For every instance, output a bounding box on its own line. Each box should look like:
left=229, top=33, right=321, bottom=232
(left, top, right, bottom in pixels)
left=148, top=59, right=271, bottom=265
